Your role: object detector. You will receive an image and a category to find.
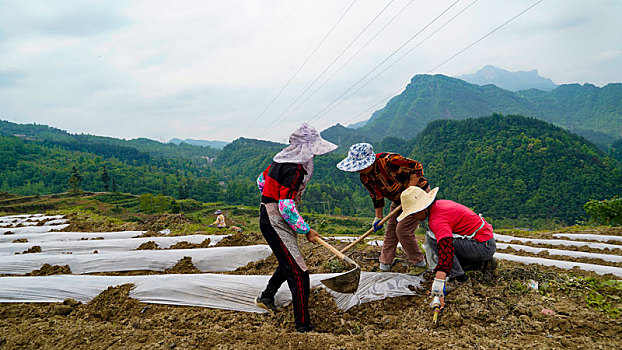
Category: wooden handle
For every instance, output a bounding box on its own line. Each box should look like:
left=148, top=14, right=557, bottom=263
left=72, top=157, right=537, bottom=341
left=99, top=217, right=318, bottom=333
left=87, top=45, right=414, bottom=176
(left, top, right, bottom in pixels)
left=314, top=236, right=346, bottom=260
left=339, top=204, right=402, bottom=253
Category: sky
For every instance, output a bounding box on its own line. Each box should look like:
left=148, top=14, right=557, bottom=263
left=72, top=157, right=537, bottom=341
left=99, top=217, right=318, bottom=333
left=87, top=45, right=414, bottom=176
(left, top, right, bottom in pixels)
left=0, top=0, right=620, bottom=144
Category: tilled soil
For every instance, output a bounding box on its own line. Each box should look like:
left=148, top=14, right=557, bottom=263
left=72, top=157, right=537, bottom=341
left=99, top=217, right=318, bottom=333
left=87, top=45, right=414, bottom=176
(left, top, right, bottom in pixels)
left=1, top=228, right=621, bottom=349
left=1, top=263, right=620, bottom=349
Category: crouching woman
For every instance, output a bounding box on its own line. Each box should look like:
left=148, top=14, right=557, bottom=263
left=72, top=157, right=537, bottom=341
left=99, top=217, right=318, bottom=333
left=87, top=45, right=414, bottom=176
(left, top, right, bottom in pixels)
left=396, top=186, right=496, bottom=306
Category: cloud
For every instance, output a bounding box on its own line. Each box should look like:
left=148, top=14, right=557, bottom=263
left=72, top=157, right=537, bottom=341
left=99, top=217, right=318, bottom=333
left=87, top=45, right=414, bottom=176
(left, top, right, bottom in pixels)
left=0, top=70, right=26, bottom=88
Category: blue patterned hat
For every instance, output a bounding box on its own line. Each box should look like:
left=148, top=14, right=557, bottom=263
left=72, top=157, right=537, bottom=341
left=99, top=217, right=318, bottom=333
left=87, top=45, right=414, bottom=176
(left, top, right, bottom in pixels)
left=336, top=143, right=376, bottom=172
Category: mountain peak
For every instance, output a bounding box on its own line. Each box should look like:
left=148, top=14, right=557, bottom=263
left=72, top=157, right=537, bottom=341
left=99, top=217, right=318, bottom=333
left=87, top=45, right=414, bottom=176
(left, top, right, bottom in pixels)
left=458, top=65, right=557, bottom=92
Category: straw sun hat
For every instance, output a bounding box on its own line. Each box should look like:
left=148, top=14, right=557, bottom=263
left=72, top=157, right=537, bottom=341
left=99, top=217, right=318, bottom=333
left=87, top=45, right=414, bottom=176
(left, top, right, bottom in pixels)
left=397, top=186, right=439, bottom=222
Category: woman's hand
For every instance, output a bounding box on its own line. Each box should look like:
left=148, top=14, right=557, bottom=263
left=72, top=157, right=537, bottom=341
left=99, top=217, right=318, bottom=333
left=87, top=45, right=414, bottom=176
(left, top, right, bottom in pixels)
left=306, top=229, right=319, bottom=243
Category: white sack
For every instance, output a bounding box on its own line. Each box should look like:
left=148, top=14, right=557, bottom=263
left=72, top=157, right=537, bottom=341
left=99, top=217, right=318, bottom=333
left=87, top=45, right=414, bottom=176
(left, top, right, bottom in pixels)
left=0, top=245, right=272, bottom=275
left=552, top=233, right=622, bottom=242
left=495, top=253, right=622, bottom=277
left=497, top=243, right=622, bottom=263
left=0, top=234, right=228, bottom=255
left=0, top=272, right=424, bottom=312
left=495, top=234, right=622, bottom=251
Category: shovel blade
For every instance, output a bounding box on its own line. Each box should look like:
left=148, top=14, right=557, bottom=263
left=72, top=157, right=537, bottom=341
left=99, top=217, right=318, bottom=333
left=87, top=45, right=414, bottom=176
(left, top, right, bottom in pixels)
left=320, top=266, right=361, bottom=294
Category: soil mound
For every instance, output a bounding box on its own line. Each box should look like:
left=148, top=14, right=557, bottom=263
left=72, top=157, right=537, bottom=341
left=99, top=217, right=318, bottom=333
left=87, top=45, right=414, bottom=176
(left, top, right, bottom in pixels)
left=164, top=257, right=202, bottom=274
left=135, top=241, right=160, bottom=250
left=74, top=284, right=143, bottom=322
left=168, top=238, right=211, bottom=249
left=26, top=264, right=71, bottom=276
left=140, top=214, right=194, bottom=231
left=215, top=231, right=265, bottom=247
left=18, top=246, right=41, bottom=254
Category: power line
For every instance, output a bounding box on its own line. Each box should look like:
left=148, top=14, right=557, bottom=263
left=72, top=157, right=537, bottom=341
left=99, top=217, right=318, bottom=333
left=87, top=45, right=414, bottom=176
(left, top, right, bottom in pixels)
left=340, top=0, right=545, bottom=128
left=339, top=0, right=479, bottom=126
left=242, top=0, right=358, bottom=135
left=306, top=0, right=462, bottom=124
left=257, top=0, right=396, bottom=138
left=428, top=0, right=544, bottom=72
left=287, top=0, right=418, bottom=116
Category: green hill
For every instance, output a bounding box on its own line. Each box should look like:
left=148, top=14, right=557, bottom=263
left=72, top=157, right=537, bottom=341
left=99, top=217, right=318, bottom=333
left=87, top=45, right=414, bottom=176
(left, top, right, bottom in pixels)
left=346, top=75, right=621, bottom=149
left=409, top=114, right=622, bottom=225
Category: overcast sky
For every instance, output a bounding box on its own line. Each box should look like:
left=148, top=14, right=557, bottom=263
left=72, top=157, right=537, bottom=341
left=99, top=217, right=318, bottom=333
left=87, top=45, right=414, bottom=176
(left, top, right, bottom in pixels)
left=0, top=0, right=620, bottom=143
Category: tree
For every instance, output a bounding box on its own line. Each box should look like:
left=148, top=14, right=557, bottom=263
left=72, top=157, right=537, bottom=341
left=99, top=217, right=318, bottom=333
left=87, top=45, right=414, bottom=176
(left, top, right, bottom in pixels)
left=101, top=167, right=110, bottom=191
left=68, top=166, right=82, bottom=194
left=111, top=176, right=118, bottom=193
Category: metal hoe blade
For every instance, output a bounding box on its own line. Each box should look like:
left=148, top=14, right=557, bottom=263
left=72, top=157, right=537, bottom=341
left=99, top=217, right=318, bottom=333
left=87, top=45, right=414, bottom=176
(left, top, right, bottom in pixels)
left=320, top=256, right=361, bottom=294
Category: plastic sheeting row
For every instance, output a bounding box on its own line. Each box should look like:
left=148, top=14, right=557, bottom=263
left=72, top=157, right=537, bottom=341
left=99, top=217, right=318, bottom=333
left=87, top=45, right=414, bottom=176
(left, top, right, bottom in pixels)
left=0, top=224, right=70, bottom=235
left=0, top=230, right=146, bottom=244
left=497, top=243, right=622, bottom=263
left=0, top=234, right=228, bottom=255
left=495, top=252, right=622, bottom=277
left=0, top=245, right=272, bottom=275
left=0, top=271, right=424, bottom=312
left=495, top=233, right=622, bottom=251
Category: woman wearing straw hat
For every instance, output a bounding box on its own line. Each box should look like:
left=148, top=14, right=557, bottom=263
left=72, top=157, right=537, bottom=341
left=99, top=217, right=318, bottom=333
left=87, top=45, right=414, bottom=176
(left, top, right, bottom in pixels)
left=254, top=123, right=337, bottom=333
left=397, top=186, right=497, bottom=306
left=337, top=143, right=429, bottom=274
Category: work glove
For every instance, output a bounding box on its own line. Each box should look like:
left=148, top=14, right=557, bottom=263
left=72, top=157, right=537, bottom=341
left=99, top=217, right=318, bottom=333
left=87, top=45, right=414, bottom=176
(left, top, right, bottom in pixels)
left=431, top=278, right=446, bottom=297
left=372, top=217, right=383, bottom=232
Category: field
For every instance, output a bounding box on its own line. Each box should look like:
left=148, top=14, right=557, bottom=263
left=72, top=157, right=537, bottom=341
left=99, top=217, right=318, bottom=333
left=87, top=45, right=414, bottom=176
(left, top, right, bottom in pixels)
left=0, top=193, right=620, bottom=349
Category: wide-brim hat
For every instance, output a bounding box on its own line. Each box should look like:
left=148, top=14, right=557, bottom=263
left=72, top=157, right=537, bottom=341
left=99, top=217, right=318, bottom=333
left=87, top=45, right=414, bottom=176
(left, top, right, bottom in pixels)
left=214, top=210, right=222, bottom=215
left=336, top=142, right=376, bottom=172
left=397, top=187, right=439, bottom=222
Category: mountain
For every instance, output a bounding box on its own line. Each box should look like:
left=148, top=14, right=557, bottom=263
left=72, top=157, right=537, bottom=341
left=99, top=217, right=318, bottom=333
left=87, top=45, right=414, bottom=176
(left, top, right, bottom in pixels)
left=169, top=138, right=228, bottom=149
left=347, top=120, right=368, bottom=129
left=348, top=74, right=622, bottom=149
left=409, top=114, right=622, bottom=223
left=0, top=120, right=221, bottom=161
left=458, top=65, right=557, bottom=92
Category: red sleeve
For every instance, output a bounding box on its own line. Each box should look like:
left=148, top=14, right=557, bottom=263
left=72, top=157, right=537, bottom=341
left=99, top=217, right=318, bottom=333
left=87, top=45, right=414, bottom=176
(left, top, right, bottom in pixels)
left=435, top=237, right=454, bottom=274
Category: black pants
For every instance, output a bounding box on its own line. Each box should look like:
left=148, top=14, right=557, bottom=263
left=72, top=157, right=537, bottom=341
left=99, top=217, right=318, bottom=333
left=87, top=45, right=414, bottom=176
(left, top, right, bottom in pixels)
left=260, top=207, right=310, bottom=328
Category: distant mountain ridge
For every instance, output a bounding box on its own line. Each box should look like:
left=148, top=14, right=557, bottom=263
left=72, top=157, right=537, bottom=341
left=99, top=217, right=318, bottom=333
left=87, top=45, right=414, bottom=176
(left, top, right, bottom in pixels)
left=458, top=65, right=557, bottom=91
left=325, top=74, right=621, bottom=149
left=169, top=138, right=228, bottom=149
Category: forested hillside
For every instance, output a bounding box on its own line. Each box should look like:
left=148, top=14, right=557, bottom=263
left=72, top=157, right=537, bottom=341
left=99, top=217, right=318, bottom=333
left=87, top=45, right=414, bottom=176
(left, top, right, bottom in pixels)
left=2, top=115, right=620, bottom=226
left=409, top=114, right=622, bottom=226
left=343, top=74, right=621, bottom=149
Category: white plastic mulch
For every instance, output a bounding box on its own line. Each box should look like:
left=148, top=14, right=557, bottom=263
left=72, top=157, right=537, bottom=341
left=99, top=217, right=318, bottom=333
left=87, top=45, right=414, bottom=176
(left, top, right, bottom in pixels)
left=494, top=233, right=622, bottom=251
left=551, top=233, right=622, bottom=242
left=494, top=253, right=622, bottom=277
left=0, top=234, right=228, bottom=255
left=0, top=245, right=273, bottom=275
left=496, top=243, right=622, bottom=263
left=0, top=272, right=424, bottom=312
left=0, top=231, right=146, bottom=244
left=0, top=224, right=70, bottom=235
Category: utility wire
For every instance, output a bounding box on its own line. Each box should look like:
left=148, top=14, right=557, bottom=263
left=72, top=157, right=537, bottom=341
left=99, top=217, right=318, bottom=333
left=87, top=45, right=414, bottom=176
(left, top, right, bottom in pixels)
left=338, top=0, right=479, bottom=126
left=288, top=0, right=418, bottom=116
left=427, top=0, right=544, bottom=72
left=242, top=0, right=358, bottom=135
left=306, top=0, right=462, bottom=124
left=340, top=0, right=545, bottom=128
left=257, top=0, right=395, bottom=138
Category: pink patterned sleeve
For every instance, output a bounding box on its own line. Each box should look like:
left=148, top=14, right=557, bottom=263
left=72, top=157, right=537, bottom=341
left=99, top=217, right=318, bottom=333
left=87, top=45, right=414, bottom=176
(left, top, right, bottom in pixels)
left=257, top=173, right=265, bottom=193
left=278, top=199, right=310, bottom=234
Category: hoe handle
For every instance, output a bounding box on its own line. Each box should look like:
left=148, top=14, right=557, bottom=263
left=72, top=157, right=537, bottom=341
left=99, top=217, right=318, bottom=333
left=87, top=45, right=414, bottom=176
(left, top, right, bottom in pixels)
left=339, top=205, right=402, bottom=253
left=315, top=236, right=347, bottom=261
